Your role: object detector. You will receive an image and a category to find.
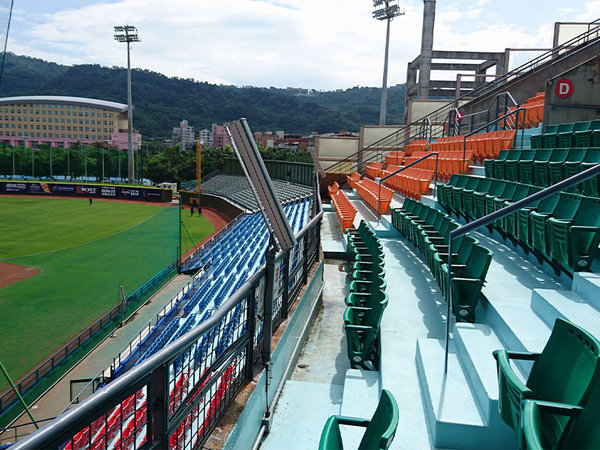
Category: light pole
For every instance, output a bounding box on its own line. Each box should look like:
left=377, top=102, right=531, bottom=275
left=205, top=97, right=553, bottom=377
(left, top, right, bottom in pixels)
left=372, top=0, right=404, bottom=125
left=114, top=25, right=140, bottom=184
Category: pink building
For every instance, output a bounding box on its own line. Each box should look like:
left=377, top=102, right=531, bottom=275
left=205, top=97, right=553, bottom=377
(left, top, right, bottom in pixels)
left=212, top=124, right=232, bottom=149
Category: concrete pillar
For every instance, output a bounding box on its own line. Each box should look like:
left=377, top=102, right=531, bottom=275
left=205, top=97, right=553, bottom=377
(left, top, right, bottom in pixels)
left=417, top=0, right=436, bottom=99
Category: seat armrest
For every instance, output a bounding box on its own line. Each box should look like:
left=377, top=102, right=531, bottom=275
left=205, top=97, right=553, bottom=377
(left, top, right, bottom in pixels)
left=527, top=400, right=583, bottom=417
left=335, top=416, right=371, bottom=428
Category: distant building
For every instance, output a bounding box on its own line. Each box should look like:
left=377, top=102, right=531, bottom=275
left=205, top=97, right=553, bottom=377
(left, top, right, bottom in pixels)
left=254, top=130, right=311, bottom=152
left=172, top=119, right=195, bottom=150
left=212, top=124, right=231, bottom=149
left=199, top=128, right=213, bottom=147
left=0, top=95, right=141, bottom=150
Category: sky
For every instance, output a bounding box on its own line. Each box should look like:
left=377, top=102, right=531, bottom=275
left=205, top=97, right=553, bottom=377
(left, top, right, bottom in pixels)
left=4, top=0, right=600, bottom=91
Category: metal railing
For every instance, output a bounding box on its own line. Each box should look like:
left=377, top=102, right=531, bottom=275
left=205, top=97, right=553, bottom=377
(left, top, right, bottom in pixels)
left=459, top=107, right=527, bottom=172
left=443, top=162, right=600, bottom=372
left=12, top=194, right=323, bottom=449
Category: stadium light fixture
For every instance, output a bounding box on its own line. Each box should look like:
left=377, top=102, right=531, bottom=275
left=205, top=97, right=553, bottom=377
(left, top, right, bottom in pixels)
left=372, top=0, right=404, bottom=125
left=114, top=25, right=140, bottom=184
left=226, top=119, right=297, bottom=251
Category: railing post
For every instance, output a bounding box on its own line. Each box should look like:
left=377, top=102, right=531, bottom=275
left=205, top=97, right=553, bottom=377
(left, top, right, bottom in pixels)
left=444, top=237, right=454, bottom=374
left=245, top=281, right=257, bottom=379
left=282, top=250, right=290, bottom=318
left=302, top=233, right=309, bottom=286
left=149, top=365, right=168, bottom=449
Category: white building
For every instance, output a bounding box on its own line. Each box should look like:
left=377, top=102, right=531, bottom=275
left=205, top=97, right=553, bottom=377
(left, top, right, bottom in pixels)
left=199, top=128, right=213, bottom=147
left=172, top=119, right=196, bottom=150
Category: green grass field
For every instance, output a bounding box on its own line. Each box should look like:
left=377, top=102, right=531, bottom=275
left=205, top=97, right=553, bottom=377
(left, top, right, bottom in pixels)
left=0, top=196, right=214, bottom=392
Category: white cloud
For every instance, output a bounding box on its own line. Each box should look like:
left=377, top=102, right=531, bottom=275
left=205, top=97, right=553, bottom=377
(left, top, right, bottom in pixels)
left=5, top=0, right=599, bottom=90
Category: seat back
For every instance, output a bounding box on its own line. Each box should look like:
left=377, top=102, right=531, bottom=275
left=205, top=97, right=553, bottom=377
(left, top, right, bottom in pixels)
left=527, top=318, right=600, bottom=414
left=358, top=389, right=399, bottom=450
left=561, top=380, right=600, bottom=449
left=551, top=192, right=582, bottom=221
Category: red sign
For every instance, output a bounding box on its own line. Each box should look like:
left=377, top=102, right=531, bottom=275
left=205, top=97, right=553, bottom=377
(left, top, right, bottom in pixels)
left=555, top=79, right=574, bottom=98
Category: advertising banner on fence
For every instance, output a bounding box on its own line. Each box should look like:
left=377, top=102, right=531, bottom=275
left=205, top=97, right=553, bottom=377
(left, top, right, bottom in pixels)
left=0, top=181, right=168, bottom=202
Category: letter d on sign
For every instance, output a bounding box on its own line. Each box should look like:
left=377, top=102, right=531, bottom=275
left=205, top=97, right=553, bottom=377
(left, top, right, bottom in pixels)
left=555, top=79, right=574, bottom=98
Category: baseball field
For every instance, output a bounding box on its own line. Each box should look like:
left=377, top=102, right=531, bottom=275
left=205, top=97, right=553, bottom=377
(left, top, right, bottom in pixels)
left=0, top=196, right=214, bottom=393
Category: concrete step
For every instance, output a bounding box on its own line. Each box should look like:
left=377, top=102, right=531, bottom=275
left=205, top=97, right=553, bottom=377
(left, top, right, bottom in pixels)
left=453, top=323, right=504, bottom=421
left=572, top=272, right=600, bottom=311
left=531, top=288, right=600, bottom=333
left=340, top=368, right=381, bottom=448
left=416, top=338, right=516, bottom=448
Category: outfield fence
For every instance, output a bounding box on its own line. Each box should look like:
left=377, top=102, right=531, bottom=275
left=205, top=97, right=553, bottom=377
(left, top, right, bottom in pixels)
left=0, top=260, right=179, bottom=420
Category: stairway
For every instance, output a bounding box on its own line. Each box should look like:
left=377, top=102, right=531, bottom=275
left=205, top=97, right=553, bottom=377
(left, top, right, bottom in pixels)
left=415, top=229, right=600, bottom=448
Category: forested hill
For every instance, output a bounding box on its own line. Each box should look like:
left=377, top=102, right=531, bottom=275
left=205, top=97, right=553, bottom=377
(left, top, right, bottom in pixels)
left=0, top=53, right=405, bottom=138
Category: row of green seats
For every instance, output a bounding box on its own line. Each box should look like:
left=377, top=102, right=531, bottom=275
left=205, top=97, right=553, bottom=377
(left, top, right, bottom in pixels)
left=530, top=120, right=600, bottom=149
left=492, top=318, right=600, bottom=449
left=345, top=220, right=387, bottom=370
left=439, top=175, right=539, bottom=222
left=484, top=147, right=600, bottom=195
left=391, top=198, right=493, bottom=322
left=440, top=175, right=600, bottom=275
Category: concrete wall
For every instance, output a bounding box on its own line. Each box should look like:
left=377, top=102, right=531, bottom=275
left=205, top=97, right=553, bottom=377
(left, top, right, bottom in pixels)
left=407, top=99, right=452, bottom=124
left=459, top=43, right=599, bottom=119
left=360, top=125, right=405, bottom=148
left=315, top=136, right=359, bottom=172
left=544, top=55, right=600, bottom=126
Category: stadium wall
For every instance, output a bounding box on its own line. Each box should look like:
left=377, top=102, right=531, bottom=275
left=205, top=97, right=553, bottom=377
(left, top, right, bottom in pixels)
left=0, top=181, right=172, bottom=202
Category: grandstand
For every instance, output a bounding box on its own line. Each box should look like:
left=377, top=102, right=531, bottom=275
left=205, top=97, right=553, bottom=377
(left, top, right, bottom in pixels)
left=5, top=13, right=600, bottom=450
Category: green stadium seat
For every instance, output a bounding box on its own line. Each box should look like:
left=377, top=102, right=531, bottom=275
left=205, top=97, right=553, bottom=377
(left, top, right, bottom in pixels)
left=547, top=196, right=600, bottom=273
left=530, top=193, right=582, bottom=259
left=432, top=234, right=478, bottom=298
left=504, top=149, right=534, bottom=182
left=533, top=149, right=569, bottom=187
left=515, top=194, right=560, bottom=252
left=558, top=120, right=590, bottom=148
left=459, top=178, right=491, bottom=220
left=493, top=149, right=521, bottom=180
left=440, top=244, right=493, bottom=322
left=494, top=183, right=540, bottom=235
left=520, top=382, right=600, bottom=450
left=473, top=179, right=506, bottom=219
left=577, top=147, right=600, bottom=196
left=493, top=318, right=600, bottom=432
left=439, top=174, right=469, bottom=213
left=576, top=120, right=600, bottom=147
left=452, top=176, right=485, bottom=218
left=318, top=389, right=399, bottom=450
left=541, top=123, right=563, bottom=148
left=518, top=149, right=551, bottom=186
left=548, top=148, right=587, bottom=185
left=345, top=289, right=387, bottom=309
left=344, top=296, right=388, bottom=369
left=553, top=122, right=576, bottom=148
left=530, top=133, right=543, bottom=149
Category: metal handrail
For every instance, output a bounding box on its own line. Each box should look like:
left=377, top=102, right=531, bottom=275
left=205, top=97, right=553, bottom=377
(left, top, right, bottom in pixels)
left=461, top=107, right=527, bottom=173
left=377, top=152, right=440, bottom=217
left=443, top=162, right=600, bottom=372
left=325, top=127, right=410, bottom=174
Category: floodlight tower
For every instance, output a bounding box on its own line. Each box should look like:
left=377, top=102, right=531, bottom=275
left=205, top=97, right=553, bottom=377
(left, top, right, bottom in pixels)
left=372, top=0, right=404, bottom=125
left=114, top=25, right=140, bottom=183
